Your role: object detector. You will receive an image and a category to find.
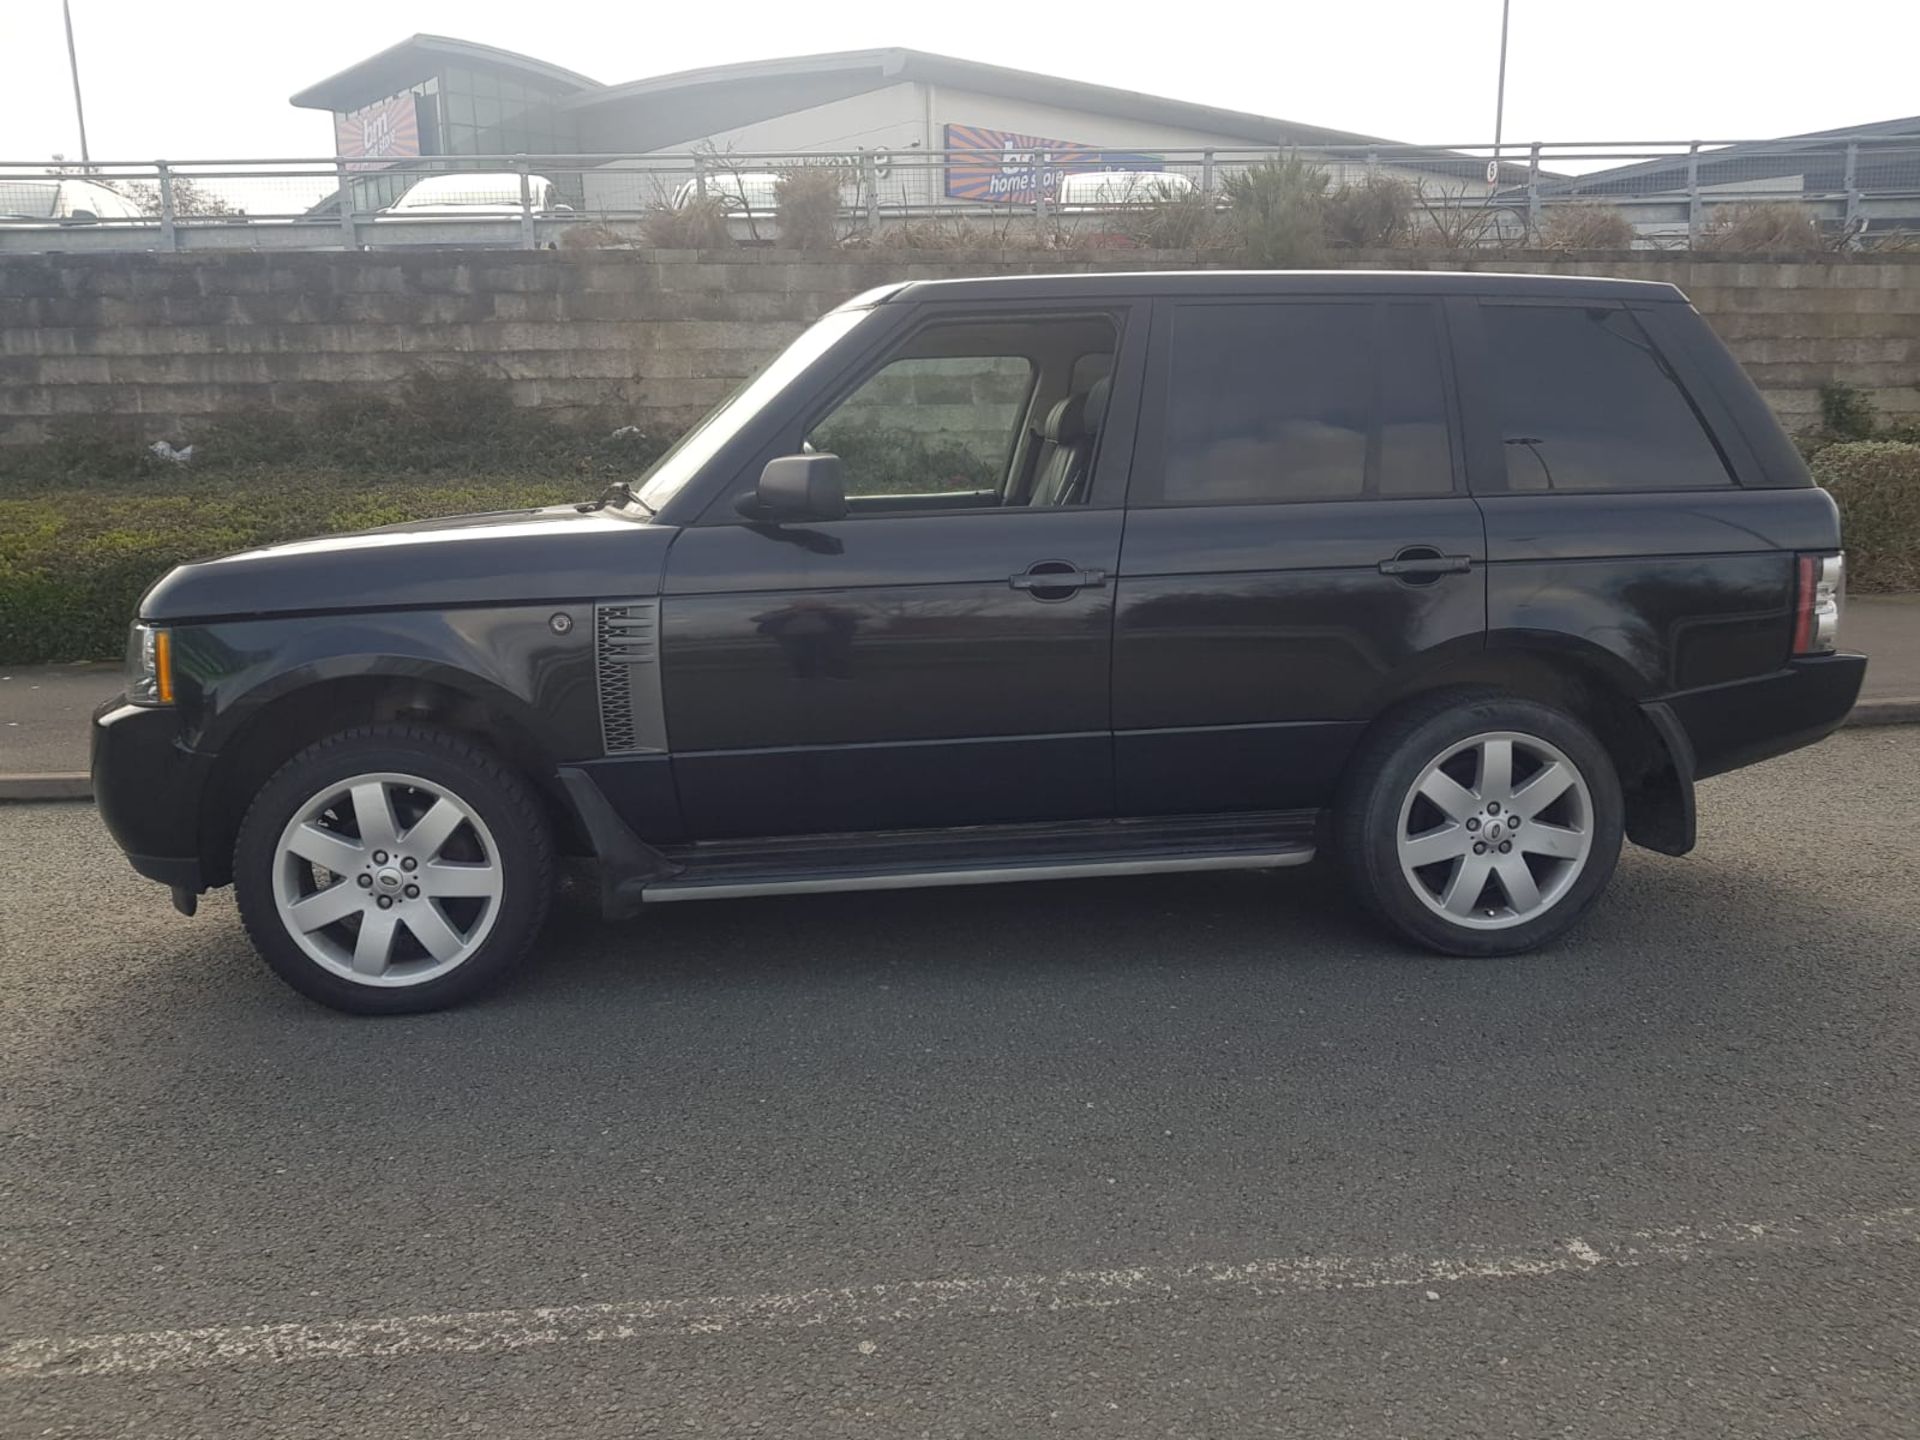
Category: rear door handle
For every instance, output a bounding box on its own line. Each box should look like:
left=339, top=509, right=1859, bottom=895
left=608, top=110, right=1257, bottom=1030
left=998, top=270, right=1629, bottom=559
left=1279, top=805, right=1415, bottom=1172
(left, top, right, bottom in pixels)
left=1378, top=553, right=1472, bottom=577
left=1009, top=564, right=1108, bottom=593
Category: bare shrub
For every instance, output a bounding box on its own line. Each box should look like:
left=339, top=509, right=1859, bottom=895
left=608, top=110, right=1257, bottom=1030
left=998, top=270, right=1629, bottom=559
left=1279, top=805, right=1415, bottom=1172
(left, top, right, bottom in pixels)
left=1408, top=183, right=1507, bottom=251
left=874, top=218, right=974, bottom=251
left=638, top=197, right=733, bottom=249
left=1857, top=228, right=1920, bottom=253
left=556, top=221, right=626, bottom=251
left=1323, top=174, right=1414, bottom=248
left=775, top=166, right=847, bottom=250
left=878, top=209, right=1092, bottom=253
left=1536, top=201, right=1636, bottom=250
left=1699, top=202, right=1822, bottom=253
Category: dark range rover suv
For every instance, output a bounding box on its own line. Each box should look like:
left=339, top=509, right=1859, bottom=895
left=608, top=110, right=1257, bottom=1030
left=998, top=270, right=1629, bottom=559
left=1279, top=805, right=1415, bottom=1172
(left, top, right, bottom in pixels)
left=94, top=271, right=1866, bottom=1013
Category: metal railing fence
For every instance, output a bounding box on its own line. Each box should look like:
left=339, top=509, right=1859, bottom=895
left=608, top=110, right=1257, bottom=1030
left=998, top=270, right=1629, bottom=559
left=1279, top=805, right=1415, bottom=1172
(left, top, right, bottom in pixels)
left=4, top=134, right=1917, bottom=254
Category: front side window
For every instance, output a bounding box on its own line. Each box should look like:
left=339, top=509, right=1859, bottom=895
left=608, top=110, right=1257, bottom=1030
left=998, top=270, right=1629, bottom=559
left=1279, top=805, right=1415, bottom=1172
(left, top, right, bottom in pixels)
left=802, top=313, right=1119, bottom=510
left=1480, top=304, right=1733, bottom=492
left=1159, top=302, right=1453, bottom=504
left=810, top=356, right=1033, bottom=497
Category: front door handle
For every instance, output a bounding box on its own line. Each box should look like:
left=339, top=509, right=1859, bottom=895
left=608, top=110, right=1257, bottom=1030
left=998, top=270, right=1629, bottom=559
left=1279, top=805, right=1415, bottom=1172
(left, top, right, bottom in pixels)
left=1378, top=552, right=1473, bottom=578
left=1010, top=563, right=1108, bottom=594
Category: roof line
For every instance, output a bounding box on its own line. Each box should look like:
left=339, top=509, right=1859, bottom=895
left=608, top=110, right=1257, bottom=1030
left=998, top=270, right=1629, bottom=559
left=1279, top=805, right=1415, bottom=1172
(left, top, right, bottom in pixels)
left=290, top=33, right=603, bottom=109
left=1540, top=115, right=1920, bottom=192
left=560, top=44, right=1405, bottom=149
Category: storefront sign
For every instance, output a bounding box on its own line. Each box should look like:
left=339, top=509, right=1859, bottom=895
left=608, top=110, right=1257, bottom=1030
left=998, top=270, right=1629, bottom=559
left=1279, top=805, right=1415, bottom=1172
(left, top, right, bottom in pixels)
left=944, top=123, right=1162, bottom=204
left=336, top=93, right=421, bottom=172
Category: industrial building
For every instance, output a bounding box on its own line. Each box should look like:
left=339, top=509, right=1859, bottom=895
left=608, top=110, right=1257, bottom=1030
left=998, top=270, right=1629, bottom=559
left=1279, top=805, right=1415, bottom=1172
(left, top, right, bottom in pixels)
left=293, top=35, right=1493, bottom=215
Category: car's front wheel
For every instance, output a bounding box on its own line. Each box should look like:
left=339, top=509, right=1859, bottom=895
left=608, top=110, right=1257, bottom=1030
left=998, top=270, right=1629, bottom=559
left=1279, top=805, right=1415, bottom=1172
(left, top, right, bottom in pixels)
left=1336, top=692, right=1624, bottom=956
left=233, top=725, right=552, bottom=1014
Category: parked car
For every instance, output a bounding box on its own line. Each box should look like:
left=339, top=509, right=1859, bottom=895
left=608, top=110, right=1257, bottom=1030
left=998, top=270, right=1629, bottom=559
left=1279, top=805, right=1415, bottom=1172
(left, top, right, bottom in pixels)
left=669, top=171, right=783, bottom=216
left=1055, top=169, right=1197, bottom=210
left=378, top=172, right=569, bottom=215
left=95, top=271, right=1865, bottom=1013
left=0, top=177, right=146, bottom=223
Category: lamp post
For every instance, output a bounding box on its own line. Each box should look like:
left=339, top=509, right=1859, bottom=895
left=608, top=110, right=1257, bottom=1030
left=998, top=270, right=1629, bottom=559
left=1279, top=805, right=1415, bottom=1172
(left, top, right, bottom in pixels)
left=1493, top=0, right=1511, bottom=160
left=64, top=0, right=92, bottom=167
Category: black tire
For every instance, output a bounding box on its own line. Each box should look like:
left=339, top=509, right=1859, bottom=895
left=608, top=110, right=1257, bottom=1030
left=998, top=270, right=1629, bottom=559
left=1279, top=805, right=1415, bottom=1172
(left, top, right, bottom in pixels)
left=1334, top=690, right=1624, bottom=957
left=233, top=724, right=553, bottom=1015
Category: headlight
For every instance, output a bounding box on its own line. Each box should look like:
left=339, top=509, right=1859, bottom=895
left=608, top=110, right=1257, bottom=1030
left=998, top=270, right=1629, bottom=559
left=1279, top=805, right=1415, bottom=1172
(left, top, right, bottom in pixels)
left=126, top=623, right=175, bottom=705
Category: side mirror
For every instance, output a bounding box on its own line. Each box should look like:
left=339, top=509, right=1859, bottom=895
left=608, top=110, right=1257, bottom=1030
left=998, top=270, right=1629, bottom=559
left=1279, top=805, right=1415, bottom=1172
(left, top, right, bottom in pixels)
left=739, top=453, right=847, bottom=522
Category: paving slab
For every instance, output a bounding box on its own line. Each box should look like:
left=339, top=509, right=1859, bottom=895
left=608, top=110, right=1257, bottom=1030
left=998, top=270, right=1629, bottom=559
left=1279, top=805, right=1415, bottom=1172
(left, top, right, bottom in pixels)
left=0, top=662, right=120, bottom=781
left=1844, top=592, right=1920, bottom=700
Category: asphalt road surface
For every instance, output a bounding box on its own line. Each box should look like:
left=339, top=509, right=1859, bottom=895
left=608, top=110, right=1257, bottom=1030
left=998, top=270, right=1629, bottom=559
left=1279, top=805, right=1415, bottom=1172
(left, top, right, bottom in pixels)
left=3, top=729, right=1917, bottom=1438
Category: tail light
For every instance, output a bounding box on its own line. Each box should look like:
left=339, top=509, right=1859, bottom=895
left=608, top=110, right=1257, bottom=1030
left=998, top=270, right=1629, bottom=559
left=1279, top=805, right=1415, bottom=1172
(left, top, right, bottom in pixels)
left=1792, top=553, right=1844, bottom=656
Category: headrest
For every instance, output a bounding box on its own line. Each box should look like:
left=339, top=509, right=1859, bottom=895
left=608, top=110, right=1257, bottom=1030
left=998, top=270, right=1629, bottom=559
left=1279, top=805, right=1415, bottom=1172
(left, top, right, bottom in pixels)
left=1039, top=377, right=1113, bottom=445
left=1084, top=375, right=1111, bottom=432
left=1040, top=391, right=1090, bottom=444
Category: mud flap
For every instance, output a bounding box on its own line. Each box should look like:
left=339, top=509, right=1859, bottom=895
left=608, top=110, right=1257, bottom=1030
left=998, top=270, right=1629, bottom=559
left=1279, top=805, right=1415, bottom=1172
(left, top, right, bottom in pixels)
left=554, top=767, right=681, bottom=918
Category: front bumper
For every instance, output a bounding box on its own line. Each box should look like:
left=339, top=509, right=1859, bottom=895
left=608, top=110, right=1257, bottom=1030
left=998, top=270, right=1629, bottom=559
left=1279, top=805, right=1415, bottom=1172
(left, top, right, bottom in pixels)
left=91, top=698, right=209, bottom=893
left=1664, top=652, right=1868, bottom=781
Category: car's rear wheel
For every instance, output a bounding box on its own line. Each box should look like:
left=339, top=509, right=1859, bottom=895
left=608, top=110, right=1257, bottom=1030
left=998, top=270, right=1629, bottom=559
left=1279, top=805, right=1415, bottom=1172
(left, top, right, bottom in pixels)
left=1336, top=692, right=1624, bottom=956
left=233, top=725, right=552, bottom=1014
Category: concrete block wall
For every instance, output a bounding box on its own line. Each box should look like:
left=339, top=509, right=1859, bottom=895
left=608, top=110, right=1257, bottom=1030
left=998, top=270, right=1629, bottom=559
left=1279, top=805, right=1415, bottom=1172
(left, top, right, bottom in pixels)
left=1, top=248, right=1916, bottom=445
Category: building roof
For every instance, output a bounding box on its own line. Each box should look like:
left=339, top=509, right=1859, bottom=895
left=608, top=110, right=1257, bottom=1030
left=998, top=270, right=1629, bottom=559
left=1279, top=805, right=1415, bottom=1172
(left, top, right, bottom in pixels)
left=562, top=47, right=1397, bottom=150
left=1540, top=114, right=1920, bottom=195
left=292, top=37, right=1404, bottom=149
left=290, top=38, right=1522, bottom=180
left=290, top=34, right=603, bottom=111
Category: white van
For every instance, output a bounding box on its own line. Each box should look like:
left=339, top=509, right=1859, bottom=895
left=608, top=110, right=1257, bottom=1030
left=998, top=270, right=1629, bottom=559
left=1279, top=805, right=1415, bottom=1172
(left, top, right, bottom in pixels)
left=1055, top=170, right=1196, bottom=212
left=380, top=173, right=569, bottom=216
left=670, top=172, right=784, bottom=216
left=0, top=177, right=147, bottom=223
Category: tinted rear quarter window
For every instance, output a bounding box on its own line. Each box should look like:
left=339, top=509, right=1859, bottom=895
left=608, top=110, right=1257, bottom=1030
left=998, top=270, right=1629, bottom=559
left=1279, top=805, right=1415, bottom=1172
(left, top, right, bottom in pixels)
left=1480, top=303, right=1733, bottom=492
left=1159, top=301, right=1453, bottom=504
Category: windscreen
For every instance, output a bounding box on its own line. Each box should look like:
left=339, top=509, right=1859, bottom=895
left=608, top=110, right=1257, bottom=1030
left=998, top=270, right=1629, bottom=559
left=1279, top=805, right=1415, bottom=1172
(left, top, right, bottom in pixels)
left=0, top=182, right=60, bottom=219
left=633, top=306, right=875, bottom=513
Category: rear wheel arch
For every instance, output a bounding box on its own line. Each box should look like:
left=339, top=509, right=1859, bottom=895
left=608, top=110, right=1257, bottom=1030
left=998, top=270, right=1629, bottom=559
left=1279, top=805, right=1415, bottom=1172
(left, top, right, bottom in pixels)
left=197, top=671, right=583, bottom=887
left=1333, top=689, right=1627, bottom=955
left=1361, top=642, right=1692, bottom=855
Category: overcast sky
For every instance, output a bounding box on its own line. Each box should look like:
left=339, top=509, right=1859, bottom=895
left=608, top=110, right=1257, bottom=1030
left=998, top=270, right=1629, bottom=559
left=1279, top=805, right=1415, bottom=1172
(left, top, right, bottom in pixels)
left=4, top=0, right=1916, bottom=163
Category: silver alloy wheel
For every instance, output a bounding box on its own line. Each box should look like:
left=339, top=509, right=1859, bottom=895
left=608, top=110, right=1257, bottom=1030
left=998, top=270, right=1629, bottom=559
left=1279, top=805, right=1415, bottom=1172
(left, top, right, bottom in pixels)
left=271, top=771, right=505, bottom=987
left=1394, top=730, right=1594, bottom=931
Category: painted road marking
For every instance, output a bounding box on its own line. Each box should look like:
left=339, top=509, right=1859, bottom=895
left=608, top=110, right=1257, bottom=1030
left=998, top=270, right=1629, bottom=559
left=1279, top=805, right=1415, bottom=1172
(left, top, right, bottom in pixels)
left=3, top=1205, right=1914, bottom=1380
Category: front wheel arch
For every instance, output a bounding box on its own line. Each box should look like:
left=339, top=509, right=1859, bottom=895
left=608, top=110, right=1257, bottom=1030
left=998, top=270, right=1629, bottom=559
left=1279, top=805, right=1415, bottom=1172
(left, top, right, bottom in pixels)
left=232, top=723, right=555, bottom=1014
left=197, top=673, right=581, bottom=888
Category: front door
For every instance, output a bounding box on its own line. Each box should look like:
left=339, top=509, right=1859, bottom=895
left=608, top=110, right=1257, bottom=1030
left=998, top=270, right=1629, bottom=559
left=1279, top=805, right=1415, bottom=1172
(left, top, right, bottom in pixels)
left=1112, top=296, right=1487, bottom=815
left=660, top=308, right=1141, bottom=840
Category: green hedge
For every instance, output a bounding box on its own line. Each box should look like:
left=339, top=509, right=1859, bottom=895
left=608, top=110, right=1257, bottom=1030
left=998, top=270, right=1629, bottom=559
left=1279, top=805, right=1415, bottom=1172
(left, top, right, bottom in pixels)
left=0, top=476, right=586, bottom=664
left=1813, top=440, right=1920, bottom=593
left=7, top=431, right=1914, bottom=667
left=0, top=368, right=673, bottom=665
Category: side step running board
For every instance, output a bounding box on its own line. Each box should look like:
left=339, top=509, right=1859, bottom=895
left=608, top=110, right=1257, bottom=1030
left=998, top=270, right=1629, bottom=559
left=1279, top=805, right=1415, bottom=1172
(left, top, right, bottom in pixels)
left=642, top=846, right=1314, bottom=903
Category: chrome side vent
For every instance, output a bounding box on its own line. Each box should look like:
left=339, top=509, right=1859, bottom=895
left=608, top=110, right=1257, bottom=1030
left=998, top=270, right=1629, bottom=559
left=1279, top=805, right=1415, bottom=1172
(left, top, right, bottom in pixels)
left=595, top=600, right=667, bottom=755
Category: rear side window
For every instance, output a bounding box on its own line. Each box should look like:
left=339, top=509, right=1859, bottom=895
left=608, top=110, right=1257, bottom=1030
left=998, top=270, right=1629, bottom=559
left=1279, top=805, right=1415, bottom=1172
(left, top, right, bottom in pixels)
left=1480, top=304, right=1733, bottom=492
left=1158, top=301, right=1454, bottom=504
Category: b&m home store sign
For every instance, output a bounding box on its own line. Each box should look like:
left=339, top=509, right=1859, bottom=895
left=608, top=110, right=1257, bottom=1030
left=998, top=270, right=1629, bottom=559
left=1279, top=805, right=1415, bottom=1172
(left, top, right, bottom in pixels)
left=944, top=124, right=1163, bottom=204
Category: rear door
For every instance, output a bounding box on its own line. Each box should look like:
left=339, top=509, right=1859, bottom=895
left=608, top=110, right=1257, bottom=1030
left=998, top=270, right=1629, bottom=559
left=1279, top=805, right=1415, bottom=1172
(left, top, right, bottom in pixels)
left=1455, top=297, right=1804, bottom=702
left=1111, top=296, right=1485, bottom=816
